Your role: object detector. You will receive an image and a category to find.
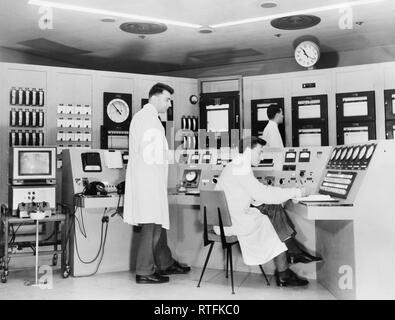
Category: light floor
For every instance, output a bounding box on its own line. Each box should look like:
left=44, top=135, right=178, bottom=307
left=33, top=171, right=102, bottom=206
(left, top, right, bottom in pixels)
left=0, top=266, right=335, bottom=300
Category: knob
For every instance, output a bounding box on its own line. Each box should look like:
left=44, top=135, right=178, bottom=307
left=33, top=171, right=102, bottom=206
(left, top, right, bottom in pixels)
left=279, top=178, right=284, bottom=185
left=299, top=171, right=305, bottom=177
left=213, top=178, right=218, bottom=184
left=267, top=180, right=272, bottom=185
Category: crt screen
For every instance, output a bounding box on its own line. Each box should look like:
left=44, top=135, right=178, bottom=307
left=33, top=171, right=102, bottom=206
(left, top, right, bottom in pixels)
left=19, top=151, right=51, bottom=175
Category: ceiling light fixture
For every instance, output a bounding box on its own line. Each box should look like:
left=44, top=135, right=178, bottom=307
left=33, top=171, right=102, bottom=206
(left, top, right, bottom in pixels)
left=261, top=1, right=278, bottom=9
left=28, top=0, right=202, bottom=28
left=211, top=0, right=386, bottom=28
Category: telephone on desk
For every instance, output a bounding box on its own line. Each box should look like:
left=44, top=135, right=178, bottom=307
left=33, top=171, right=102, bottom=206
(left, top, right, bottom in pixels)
left=83, top=181, right=108, bottom=196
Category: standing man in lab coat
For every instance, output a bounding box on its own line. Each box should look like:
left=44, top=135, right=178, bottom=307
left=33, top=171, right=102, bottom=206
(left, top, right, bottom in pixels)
left=259, top=104, right=321, bottom=263
left=124, top=83, right=190, bottom=284
left=260, top=104, right=284, bottom=148
left=215, top=137, right=309, bottom=286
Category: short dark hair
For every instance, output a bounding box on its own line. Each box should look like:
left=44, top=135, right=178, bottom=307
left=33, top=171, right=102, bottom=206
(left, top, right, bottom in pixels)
left=267, top=104, right=282, bottom=120
left=148, top=82, right=174, bottom=98
left=239, top=136, right=266, bottom=153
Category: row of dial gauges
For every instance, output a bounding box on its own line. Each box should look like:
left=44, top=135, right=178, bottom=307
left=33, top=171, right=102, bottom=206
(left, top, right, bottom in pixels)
left=327, top=144, right=376, bottom=170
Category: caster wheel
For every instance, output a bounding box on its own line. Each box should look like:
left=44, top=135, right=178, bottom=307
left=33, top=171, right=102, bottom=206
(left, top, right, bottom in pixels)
left=1, top=275, right=7, bottom=283
left=52, top=254, right=58, bottom=266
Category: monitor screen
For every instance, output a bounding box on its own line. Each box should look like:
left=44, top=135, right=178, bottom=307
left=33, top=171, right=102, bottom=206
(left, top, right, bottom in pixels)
left=19, top=151, right=51, bottom=176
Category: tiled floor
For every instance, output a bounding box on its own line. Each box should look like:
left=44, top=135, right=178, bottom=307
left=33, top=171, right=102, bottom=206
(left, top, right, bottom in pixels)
left=0, top=267, right=335, bottom=300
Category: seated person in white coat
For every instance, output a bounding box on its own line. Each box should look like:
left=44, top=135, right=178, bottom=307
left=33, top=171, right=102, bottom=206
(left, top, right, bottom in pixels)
left=215, top=137, right=308, bottom=286
left=258, top=104, right=322, bottom=263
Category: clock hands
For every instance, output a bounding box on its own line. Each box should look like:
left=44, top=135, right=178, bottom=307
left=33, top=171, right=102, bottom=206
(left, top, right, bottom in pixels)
left=111, top=102, right=122, bottom=115
left=302, top=48, right=311, bottom=59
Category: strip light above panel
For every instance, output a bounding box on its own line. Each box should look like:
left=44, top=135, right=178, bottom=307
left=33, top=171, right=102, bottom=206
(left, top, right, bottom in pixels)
left=28, top=0, right=203, bottom=29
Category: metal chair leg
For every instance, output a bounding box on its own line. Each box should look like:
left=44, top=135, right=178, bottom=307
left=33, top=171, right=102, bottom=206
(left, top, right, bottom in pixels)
left=197, top=242, right=214, bottom=288
left=229, top=245, right=235, bottom=294
left=225, top=247, right=229, bottom=278
left=259, top=265, right=270, bottom=286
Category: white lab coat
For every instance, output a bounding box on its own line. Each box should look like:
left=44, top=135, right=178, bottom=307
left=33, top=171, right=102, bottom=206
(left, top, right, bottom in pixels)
left=214, top=154, right=301, bottom=265
left=123, top=103, right=170, bottom=229
left=260, top=120, right=284, bottom=148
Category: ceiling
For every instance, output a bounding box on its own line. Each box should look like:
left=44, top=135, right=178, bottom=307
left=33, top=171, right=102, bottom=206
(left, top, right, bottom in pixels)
left=1, top=0, right=395, bottom=75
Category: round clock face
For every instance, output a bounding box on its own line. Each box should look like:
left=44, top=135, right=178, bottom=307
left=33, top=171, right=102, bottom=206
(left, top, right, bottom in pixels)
left=106, top=98, right=130, bottom=123
left=295, top=41, right=320, bottom=68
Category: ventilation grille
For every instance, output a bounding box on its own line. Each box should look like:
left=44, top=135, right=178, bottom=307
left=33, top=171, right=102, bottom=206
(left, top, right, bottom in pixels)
left=120, top=22, right=167, bottom=35
left=271, top=15, right=321, bottom=30
left=17, top=38, right=91, bottom=55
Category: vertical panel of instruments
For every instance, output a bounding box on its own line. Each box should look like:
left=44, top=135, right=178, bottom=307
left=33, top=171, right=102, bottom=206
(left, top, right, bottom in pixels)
left=292, top=95, right=329, bottom=147
left=384, top=89, right=395, bottom=140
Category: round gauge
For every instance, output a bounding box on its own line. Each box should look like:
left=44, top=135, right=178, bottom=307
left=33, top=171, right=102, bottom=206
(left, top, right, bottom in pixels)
left=352, top=146, right=360, bottom=160
left=346, top=147, right=353, bottom=160
left=335, top=148, right=342, bottom=160
left=189, top=95, right=198, bottom=105
left=106, top=98, right=130, bottom=123
left=185, top=171, right=197, bottom=182
left=358, top=146, right=367, bottom=160
left=340, top=148, right=347, bottom=160
left=330, top=149, right=337, bottom=160
left=366, top=145, right=375, bottom=159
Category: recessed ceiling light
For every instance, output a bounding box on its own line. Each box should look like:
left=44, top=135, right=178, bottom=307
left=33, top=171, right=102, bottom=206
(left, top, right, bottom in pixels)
left=28, top=0, right=202, bottom=28
left=198, top=26, right=214, bottom=34
left=274, top=33, right=281, bottom=37
left=211, top=0, right=387, bottom=28
left=356, top=21, right=364, bottom=26
left=100, top=17, right=116, bottom=23
left=261, top=1, right=278, bottom=9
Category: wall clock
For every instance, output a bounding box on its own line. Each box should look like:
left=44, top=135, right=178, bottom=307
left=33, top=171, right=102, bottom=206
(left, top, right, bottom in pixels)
left=103, top=92, right=132, bottom=130
left=294, top=41, right=320, bottom=69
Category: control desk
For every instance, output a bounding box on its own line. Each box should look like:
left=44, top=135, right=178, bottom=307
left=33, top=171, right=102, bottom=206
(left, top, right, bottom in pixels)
left=168, top=140, right=395, bottom=299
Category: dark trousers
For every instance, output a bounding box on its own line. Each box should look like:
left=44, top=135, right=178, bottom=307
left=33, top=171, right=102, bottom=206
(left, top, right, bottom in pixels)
left=135, top=223, right=174, bottom=276
left=253, top=204, right=296, bottom=242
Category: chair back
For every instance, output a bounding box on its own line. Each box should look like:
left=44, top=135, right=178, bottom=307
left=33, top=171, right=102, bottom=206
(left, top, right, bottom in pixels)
left=200, top=190, right=232, bottom=227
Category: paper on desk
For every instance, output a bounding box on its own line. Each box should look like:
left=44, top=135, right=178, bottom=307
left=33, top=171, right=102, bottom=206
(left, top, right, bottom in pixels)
left=293, top=194, right=337, bottom=202
left=104, top=150, right=123, bottom=169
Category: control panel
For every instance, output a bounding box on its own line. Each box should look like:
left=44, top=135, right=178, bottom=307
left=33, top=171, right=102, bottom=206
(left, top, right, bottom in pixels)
left=253, top=146, right=333, bottom=194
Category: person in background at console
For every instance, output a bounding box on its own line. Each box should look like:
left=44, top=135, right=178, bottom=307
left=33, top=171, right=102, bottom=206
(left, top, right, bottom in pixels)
left=123, top=82, right=190, bottom=284
left=259, top=104, right=322, bottom=264
left=260, top=104, right=284, bottom=148
left=214, top=137, right=309, bottom=286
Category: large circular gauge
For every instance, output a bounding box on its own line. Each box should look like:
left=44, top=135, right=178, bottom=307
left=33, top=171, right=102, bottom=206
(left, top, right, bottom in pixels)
left=335, top=148, right=342, bottom=160
left=352, top=146, right=360, bottom=160
left=346, top=147, right=353, bottom=160
left=185, top=171, right=197, bottom=182
left=340, top=148, right=347, bottom=160
left=366, top=145, right=375, bottom=160
left=358, top=146, right=367, bottom=160
left=330, top=149, right=337, bottom=160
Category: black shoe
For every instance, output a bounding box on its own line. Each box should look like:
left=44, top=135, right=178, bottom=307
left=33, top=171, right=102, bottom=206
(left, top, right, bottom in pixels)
left=159, top=261, right=191, bottom=275
left=299, top=250, right=323, bottom=262
left=275, top=269, right=309, bottom=287
left=136, top=272, right=169, bottom=284
left=287, top=252, right=313, bottom=264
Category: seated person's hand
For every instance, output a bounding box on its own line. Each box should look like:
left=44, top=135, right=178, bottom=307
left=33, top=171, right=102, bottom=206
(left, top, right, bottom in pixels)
left=293, top=187, right=307, bottom=198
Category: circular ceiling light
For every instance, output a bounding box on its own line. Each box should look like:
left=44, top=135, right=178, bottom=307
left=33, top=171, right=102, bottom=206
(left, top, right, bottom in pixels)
left=261, top=1, right=278, bottom=9
left=120, top=22, right=167, bottom=35
left=198, top=26, right=214, bottom=34
left=271, top=15, right=321, bottom=30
